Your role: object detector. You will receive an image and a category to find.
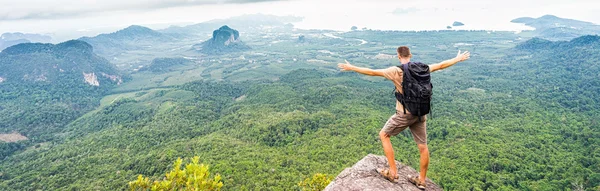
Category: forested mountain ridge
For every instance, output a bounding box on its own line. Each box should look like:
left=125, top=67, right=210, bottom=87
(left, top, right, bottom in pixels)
left=517, top=35, right=600, bottom=50
left=0, top=40, right=123, bottom=151
left=80, top=25, right=169, bottom=43
left=160, top=14, right=301, bottom=34
left=0, top=40, right=122, bottom=85
left=79, top=25, right=179, bottom=60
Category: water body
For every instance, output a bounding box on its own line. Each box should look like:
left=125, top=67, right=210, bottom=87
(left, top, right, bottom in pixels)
left=1, top=0, right=598, bottom=41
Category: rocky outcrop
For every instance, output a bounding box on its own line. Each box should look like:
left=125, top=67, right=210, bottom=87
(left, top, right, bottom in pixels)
left=83, top=72, right=100, bottom=86
left=100, top=72, right=123, bottom=85
left=194, top=25, right=250, bottom=54
left=0, top=132, right=28, bottom=143
left=325, top=154, right=442, bottom=191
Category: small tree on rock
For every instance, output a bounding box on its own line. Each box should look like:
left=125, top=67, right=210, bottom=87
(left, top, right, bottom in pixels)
left=298, top=173, right=333, bottom=191
left=129, top=156, right=223, bottom=191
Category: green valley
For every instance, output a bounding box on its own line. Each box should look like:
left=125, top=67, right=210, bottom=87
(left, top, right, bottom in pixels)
left=0, top=14, right=598, bottom=191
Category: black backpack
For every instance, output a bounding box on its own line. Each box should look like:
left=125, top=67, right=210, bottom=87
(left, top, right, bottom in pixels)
left=394, top=62, right=432, bottom=120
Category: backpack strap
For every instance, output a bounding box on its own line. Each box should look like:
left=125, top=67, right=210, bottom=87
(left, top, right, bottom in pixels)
left=401, top=63, right=411, bottom=114
left=402, top=63, right=411, bottom=80
left=394, top=87, right=407, bottom=115
left=429, top=103, right=433, bottom=120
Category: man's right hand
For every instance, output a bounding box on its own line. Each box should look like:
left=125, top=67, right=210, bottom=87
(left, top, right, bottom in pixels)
left=455, top=50, right=471, bottom=62
left=337, top=60, right=384, bottom=76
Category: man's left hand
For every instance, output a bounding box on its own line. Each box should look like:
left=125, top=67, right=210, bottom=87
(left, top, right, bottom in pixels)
left=338, top=60, right=354, bottom=71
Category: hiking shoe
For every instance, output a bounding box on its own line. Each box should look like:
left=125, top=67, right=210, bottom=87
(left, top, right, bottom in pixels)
left=376, top=168, right=399, bottom=183
left=408, top=175, right=426, bottom=190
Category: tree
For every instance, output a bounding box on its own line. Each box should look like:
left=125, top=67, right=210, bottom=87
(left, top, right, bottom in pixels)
left=351, top=26, right=358, bottom=31
left=298, top=173, right=334, bottom=191
left=128, top=156, right=223, bottom=191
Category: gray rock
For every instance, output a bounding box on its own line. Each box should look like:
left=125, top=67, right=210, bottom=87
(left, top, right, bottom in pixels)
left=325, top=154, right=442, bottom=191
left=195, top=25, right=250, bottom=54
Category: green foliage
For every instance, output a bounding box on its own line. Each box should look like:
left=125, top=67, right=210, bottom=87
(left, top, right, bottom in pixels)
left=1, top=69, right=598, bottom=190
left=0, top=141, right=27, bottom=159
left=1, top=30, right=599, bottom=191
left=298, top=173, right=334, bottom=191
left=128, top=156, right=223, bottom=191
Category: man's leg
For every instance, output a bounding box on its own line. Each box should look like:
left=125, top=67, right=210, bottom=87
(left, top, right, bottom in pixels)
left=409, top=116, right=428, bottom=184
left=380, top=113, right=409, bottom=178
left=417, top=143, right=429, bottom=183
left=379, top=130, right=397, bottom=176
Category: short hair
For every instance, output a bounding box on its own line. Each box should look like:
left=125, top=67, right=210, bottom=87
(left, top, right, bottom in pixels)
left=397, top=46, right=411, bottom=58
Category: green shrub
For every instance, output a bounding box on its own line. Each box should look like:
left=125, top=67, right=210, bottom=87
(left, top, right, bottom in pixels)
left=129, top=156, right=223, bottom=191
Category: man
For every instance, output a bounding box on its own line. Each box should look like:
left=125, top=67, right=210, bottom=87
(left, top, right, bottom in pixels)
left=337, top=46, right=470, bottom=189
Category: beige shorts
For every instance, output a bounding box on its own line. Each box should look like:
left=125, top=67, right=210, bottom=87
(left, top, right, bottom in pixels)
left=381, top=112, right=427, bottom=144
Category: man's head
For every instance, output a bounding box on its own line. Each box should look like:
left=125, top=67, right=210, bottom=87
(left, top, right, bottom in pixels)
left=397, top=46, right=411, bottom=64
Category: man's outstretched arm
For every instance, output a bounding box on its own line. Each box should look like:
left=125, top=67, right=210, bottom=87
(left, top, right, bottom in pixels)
left=337, top=60, right=384, bottom=76
left=429, top=50, right=471, bottom=72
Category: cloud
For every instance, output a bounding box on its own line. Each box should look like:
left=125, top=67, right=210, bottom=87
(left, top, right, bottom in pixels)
left=0, top=0, right=289, bottom=21
left=390, top=7, right=420, bottom=15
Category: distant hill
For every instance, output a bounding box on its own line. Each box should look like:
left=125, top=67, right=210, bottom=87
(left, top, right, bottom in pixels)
left=511, top=15, right=600, bottom=40
left=0, top=40, right=121, bottom=86
left=0, top=39, right=29, bottom=52
left=160, top=14, right=302, bottom=34
left=139, top=57, right=193, bottom=73
left=516, top=35, right=600, bottom=50
left=0, top=32, right=52, bottom=51
left=0, top=40, right=123, bottom=141
left=79, top=25, right=177, bottom=59
left=192, top=25, right=250, bottom=55
left=452, top=21, right=465, bottom=27
left=1, top=32, right=52, bottom=42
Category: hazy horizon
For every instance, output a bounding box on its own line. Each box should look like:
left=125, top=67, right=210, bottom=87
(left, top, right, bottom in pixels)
left=1, top=0, right=600, bottom=42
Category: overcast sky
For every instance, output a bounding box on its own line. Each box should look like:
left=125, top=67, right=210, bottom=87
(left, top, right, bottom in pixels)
left=1, top=0, right=599, bottom=41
